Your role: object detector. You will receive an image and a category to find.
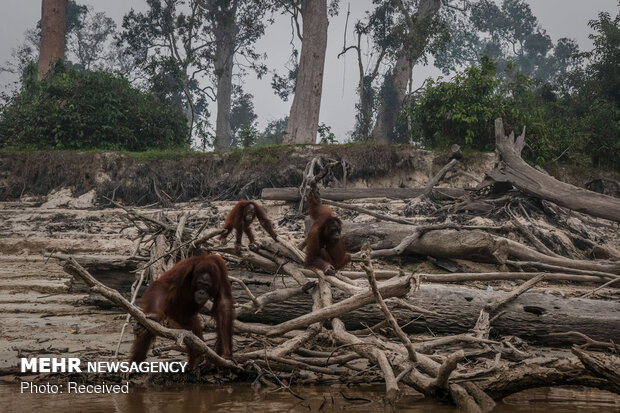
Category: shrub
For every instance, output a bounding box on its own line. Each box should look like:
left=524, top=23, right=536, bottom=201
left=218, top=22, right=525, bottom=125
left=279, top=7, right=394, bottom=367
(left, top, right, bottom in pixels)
left=408, top=56, right=503, bottom=151
left=0, top=62, right=189, bottom=151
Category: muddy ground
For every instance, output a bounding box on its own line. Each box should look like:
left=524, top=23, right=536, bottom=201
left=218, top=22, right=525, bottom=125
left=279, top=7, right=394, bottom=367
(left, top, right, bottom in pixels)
left=2, top=194, right=619, bottom=383
left=1, top=145, right=499, bottom=204
left=1, top=146, right=619, bottom=390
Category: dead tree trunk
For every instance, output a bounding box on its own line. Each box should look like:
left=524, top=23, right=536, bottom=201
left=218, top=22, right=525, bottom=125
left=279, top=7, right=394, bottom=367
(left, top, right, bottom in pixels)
left=343, top=222, right=620, bottom=274
left=284, top=0, right=328, bottom=144
left=262, top=187, right=465, bottom=201
left=481, top=356, right=620, bottom=399
left=482, top=118, right=620, bottom=223
left=345, top=223, right=509, bottom=263
left=230, top=271, right=620, bottom=346
left=38, top=0, right=67, bottom=80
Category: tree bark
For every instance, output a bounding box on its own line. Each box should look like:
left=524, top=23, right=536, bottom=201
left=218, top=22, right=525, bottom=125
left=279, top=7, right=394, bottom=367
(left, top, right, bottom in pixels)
left=262, top=187, right=465, bottom=201
left=572, top=347, right=620, bottom=389
left=230, top=272, right=620, bottom=346
left=483, top=119, right=620, bottom=223
left=371, top=55, right=413, bottom=143
left=213, top=6, right=238, bottom=150
left=345, top=223, right=509, bottom=263
left=370, top=0, right=441, bottom=143
left=481, top=356, right=620, bottom=399
left=343, top=222, right=620, bottom=274
left=38, top=0, right=67, bottom=80
left=284, top=0, right=328, bottom=144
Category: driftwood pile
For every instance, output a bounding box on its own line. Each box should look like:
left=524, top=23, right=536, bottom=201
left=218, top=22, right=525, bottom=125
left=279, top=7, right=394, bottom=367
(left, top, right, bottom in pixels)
left=61, top=119, right=620, bottom=412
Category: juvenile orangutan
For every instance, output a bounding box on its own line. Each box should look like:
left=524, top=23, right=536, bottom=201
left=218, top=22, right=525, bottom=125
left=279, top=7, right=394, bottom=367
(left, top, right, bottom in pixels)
left=220, top=200, right=278, bottom=252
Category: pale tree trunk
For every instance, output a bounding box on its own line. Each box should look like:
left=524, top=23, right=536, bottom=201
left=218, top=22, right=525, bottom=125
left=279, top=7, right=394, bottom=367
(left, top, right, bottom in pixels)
left=370, top=0, right=441, bottom=143
left=284, top=0, right=328, bottom=144
left=213, top=9, right=238, bottom=150
left=37, top=0, right=67, bottom=80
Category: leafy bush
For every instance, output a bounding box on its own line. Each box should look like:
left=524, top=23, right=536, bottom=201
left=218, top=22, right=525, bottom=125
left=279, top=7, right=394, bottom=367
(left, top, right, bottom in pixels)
left=408, top=56, right=502, bottom=150
left=0, top=62, right=189, bottom=151
left=237, top=123, right=259, bottom=148
left=408, top=51, right=620, bottom=169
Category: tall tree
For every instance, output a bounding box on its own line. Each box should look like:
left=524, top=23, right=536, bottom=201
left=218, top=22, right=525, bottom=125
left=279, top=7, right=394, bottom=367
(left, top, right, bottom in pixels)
left=120, top=0, right=214, bottom=138
left=284, top=0, right=329, bottom=144
left=120, top=0, right=267, bottom=149
left=37, top=0, right=68, bottom=79
left=203, top=0, right=269, bottom=149
left=434, top=0, right=580, bottom=83
left=339, top=3, right=400, bottom=140
left=3, top=2, right=123, bottom=77
left=370, top=0, right=441, bottom=143
left=205, top=0, right=239, bottom=149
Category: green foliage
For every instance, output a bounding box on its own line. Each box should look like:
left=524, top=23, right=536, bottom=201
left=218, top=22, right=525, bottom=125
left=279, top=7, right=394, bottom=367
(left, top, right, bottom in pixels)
left=317, top=122, right=337, bottom=144
left=230, top=88, right=257, bottom=138
left=257, top=117, right=288, bottom=145
left=580, top=9, right=620, bottom=105
left=408, top=56, right=503, bottom=151
left=409, top=9, right=620, bottom=172
left=0, top=62, right=189, bottom=151
left=582, top=99, right=620, bottom=168
left=238, top=123, right=260, bottom=149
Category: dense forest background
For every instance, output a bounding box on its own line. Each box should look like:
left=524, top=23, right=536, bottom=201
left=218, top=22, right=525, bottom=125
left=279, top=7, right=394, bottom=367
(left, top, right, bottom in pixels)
left=0, top=0, right=618, bottom=170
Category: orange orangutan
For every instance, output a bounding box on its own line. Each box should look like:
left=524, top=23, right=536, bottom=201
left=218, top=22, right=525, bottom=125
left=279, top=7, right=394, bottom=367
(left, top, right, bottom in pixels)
left=220, top=200, right=278, bottom=252
left=130, top=254, right=234, bottom=366
left=304, top=190, right=351, bottom=274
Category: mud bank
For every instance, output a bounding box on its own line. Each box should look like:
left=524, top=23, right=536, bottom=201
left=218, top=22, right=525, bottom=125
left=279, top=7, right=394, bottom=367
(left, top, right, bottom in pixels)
left=1, top=145, right=495, bottom=204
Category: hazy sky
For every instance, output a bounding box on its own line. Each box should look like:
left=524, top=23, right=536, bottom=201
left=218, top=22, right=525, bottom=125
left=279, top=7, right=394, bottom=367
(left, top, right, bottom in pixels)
left=1, top=1, right=618, bottom=140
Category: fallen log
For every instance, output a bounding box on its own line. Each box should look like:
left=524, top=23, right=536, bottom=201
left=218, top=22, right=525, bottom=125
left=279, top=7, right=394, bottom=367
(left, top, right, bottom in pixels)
left=264, top=272, right=415, bottom=337
left=480, top=356, right=620, bottom=399
left=343, top=222, right=620, bottom=274
left=231, top=272, right=620, bottom=347
left=481, top=118, right=620, bottom=223
left=572, top=347, right=620, bottom=389
left=54, top=254, right=147, bottom=271
left=344, top=223, right=509, bottom=264
left=261, top=187, right=465, bottom=201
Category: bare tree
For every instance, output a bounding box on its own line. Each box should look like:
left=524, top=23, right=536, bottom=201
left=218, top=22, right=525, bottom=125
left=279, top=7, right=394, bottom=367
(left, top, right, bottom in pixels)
left=284, top=0, right=329, bottom=144
left=338, top=5, right=391, bottom=141
left=68, top=8, right=116, bottom=71
left=37, top=0, right=68, bottom=80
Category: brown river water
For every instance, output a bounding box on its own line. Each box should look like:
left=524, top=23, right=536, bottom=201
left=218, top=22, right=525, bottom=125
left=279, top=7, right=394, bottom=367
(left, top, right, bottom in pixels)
left=2, top=383, right=619, bottom=412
